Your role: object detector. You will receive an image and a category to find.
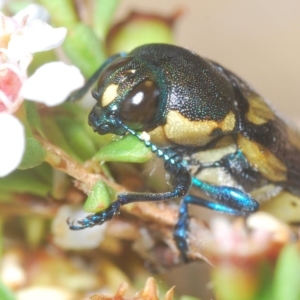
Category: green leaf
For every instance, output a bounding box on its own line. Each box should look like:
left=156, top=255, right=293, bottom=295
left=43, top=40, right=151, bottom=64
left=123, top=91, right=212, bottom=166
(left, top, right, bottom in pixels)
left=0, top=169, right=50, bottom=197
left=19, top=137, right=46, bottom=169
left=180, top=296, right=202, bottom=300
left=84, top=181, right=115, bottom=213
left=31, top=163, right=53, bottom=186
left=24, top=101, right=44, bottom=136
left=107, top=17, right=174, bottom=54
left=272, top=244, right=300, bottom=300
left=251, top=262, right=274, bottom=300
left=93, top=134, right=153, bottom=163
left=0, top=282, right=16, bottom=300
left=63, top=23, right=106, bottom=77
left=41, top=117, right=81, bottom=161
left=36, top=0, right=78, bottom=28
left=93, top=0, right=120, bottom=40
left=27, top=50, right=58, bottom=75
left=54, top=103, right=112, bottom=149
left=55, top=116, right=97, bottom=160
left=212, top=265, right=261, bottom=300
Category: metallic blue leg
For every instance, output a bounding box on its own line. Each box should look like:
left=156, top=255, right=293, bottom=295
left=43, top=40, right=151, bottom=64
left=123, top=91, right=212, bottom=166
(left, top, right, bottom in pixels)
left=68, top=201, right=121, bottom=230
left=68, top=157, right=192, bottom=230
left=174, top=177, right=259, bottom=260
left=192, top=177, right=259, bottom=214
left=173, top=200, right=189, bottom=262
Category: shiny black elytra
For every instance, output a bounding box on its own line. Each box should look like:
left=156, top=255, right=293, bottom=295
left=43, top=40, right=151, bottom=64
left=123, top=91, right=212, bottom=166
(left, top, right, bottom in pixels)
left=68, top=44, right=300, bottom=261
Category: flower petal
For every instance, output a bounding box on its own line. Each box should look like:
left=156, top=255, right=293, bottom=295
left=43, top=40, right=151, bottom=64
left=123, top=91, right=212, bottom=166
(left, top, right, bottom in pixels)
left=8, top=20, right=67, bottom=59
left=0, top=113, right=25, bottom=177
left=0, top=12, right=19, bottom=48
left=21, top=62, right=84, bottom=106
left=13, top=4, right=50, bottom=24
left=0, top=61, right=25, bottom=114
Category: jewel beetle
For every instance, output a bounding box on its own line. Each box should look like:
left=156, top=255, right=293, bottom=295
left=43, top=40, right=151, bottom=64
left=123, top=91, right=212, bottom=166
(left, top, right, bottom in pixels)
left=68, top=43, right=300, bottom=261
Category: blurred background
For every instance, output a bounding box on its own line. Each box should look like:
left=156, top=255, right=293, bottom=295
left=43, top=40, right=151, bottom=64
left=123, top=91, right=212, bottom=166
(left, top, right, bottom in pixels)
left=1, top=1, right=299, bottom=299
left=116, top=0, right=300, bottom=122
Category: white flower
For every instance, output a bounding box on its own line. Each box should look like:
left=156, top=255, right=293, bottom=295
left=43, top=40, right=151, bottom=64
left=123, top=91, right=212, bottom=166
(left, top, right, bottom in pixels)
left=21, top=62, right=84, bottom=106
left=13, top=4, right=50, bottom=24
left=0, top=114, right=25, bottom=177
left=8, top=20, right=67, bottom=60
left=0, top=6, right=84, bottom=177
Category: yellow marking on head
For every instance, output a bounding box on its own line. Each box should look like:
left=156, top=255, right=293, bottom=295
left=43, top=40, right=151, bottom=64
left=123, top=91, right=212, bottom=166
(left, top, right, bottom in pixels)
left=101, top=84, right=119, bottom=107
left=164, top=110, right=236, bottom=146
left=145, top=80, right=154, bottom=87
left=246, top=95, right=275, bottom=125
left=237, top=134, right=287, bottom=182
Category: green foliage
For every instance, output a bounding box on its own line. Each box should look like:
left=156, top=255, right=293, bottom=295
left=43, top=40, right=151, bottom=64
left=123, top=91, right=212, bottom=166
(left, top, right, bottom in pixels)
left=84, top=180, right=116, bottom=213
left=272, top=244, right=300, bottom=300
left=37, top=0, right=78, bottom=28
left=0, top=282, right=16, bottom=300
left=93, top=134, right=153, bottom=163
left=19, top=137, right=46, bottom=169
left=63, top=23, right=106, bottom=77
left=93, top=0, right=120, bottom=40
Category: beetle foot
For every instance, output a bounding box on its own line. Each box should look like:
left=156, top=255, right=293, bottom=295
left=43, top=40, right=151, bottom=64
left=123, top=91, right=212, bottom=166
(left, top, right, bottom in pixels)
left=67, top=201, right=121, bottom=230
left=173, top=225, right=189, bottom=262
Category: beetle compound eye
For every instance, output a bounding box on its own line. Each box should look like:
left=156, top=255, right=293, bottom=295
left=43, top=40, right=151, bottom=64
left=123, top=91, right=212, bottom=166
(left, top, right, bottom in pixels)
left=119, top=80, right=160, bottom=127
left=97, top=57, right=132, bottom=90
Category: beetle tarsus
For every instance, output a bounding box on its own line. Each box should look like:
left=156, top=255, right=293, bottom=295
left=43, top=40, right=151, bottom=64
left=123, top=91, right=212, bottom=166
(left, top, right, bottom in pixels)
left=68, top=201, right=121, bottom=230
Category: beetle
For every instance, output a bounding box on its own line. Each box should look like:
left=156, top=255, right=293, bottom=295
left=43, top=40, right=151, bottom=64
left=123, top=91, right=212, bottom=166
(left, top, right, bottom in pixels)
left=68, top=43, right=300, bottom=261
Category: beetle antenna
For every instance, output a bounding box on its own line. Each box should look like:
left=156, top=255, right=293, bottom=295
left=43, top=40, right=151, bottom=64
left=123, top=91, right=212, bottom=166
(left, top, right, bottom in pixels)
left=116, top=120, right=178, bottom=166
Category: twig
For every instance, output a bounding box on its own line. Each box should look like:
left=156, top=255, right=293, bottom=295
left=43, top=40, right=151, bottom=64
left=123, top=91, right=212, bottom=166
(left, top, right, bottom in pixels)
left=36, top=134, right=211, bottom=263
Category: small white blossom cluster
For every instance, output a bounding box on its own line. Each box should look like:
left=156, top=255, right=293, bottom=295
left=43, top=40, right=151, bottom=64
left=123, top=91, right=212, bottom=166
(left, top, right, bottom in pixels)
left=0, top=5, right=84, bottom=177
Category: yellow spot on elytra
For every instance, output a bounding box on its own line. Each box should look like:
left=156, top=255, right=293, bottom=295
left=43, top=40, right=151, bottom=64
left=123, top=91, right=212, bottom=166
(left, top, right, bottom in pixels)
left=246, top=95, right=274, bottom=125
left=221, top=111, right=236, bottom=132
left=237, top=133, right=287, bottom=182
left=101, top=84, right=118, bottom=107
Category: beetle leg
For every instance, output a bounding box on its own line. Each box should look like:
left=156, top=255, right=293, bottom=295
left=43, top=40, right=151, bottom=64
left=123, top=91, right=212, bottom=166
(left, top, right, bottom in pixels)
left=68, top=201, right=121, bottom=230
left=174, top=177, right=259, bottom=261
left=191, top=177, right=259, bottom=214
left=68, top=158, right=192, bottom=229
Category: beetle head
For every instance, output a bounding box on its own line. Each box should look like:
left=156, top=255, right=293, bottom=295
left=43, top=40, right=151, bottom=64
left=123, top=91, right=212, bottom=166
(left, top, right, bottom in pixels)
left=88, top=54, right=166, bottom=136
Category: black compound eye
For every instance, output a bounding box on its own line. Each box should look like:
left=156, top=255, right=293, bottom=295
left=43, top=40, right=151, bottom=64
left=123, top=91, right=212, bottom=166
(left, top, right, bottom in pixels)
left=119, top=80, right=160, bottom=128
left=96, top=57, right=132, bottom=90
